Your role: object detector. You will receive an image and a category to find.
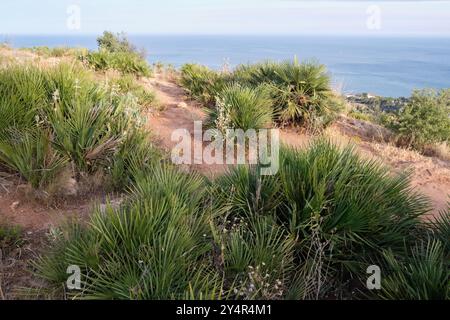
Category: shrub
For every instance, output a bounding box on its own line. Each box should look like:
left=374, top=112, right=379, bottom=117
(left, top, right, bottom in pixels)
left=207, top=83, right=274, bottom=131
left=387, top=89, right=450, bottom=150
left=277, top=141, right=429, bottom=272
left=213, top=215, right=296, bottom=299
left=0, top=63, right=156, bottom=192
left=112, top=75, right=158, bottom=109
left=180, top=64, right=228, bottom=106
left=0, top=129, right=67, bottom=189
left=34, top=165, right=225, bottom=299
left=212, top=140, right=430, bottom=296
left=81, top=50, right=151, bottom=77
left=234, top=59, right=342, bottom=131
left=180, top=59, right=343, bottom=131
left=29, top=46, right=88, bottom=58
left=97, top=31, right=136, bottom=55
left=378, top=239, right=449, bottom=300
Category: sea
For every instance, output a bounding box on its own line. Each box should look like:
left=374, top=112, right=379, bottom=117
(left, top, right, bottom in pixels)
left=3, top=34, right=450, bottom=97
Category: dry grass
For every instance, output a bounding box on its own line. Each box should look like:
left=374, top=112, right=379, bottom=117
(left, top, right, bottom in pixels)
left=423, top=142, right=450, bottom=163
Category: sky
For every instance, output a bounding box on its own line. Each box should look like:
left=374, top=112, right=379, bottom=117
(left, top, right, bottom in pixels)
left=1, top=0, right=450, bottom=36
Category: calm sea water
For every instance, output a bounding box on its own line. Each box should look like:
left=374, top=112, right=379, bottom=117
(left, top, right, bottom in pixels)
left=4, top=35, right=450, bottom=97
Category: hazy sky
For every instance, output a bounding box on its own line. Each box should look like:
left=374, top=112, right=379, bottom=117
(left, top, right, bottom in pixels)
left=1, top=0, right=450, bottom=36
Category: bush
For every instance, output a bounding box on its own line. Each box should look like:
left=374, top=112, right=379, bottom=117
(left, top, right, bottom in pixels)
left=97, top=31, right=137, bottom=55
left=81, top=50, right=151, bottom=77
left=112, top=75, right=158, bottom=109
left=387, top=89, right=450, bottom=150
left=0, top=63, right=156, bottom=192
left=29, top=46, right=88, bottom=58
left=180, top=59, right=343, bottom=131
left=180, top=64, right=229, bottom=106
left=378, top=239, right=449, bottom=300
left=212, top=140, right=431, bottom=297
left=234, top=59, right=343, bottom=130
left=34, top=165, right=225, bottom=299
left=207, top=83, right=274, bottom=132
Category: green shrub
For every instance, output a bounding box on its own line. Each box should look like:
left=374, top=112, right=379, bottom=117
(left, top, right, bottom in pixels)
left=97, top=31, right=137, bottom=55
left=234, top=59, right=342, bottom=130
left=0, top=129, right=67, bottom=189
left=0, top=63, right=156, bottom=192
left=29, top=46, right=88, bottom=58
left=278, top=141, right=429, bottom=270
left=207, top=83, right=274, bottom=131
left=212, top=140, right=430, bottom=296
left=112, top=75, right=158, bottom=109
left=387, top=89, right=450, bottom=150
left=213, top=215, right=296, bottom=299
left=378, top=239, right=449, bottom=300
left=81, top=50, right=151, bottom=77
left=34, top=165, right=225, bottom=299
left=180, top=59, right=343, bottom=131
left=180, top=64, right=228, bottom=106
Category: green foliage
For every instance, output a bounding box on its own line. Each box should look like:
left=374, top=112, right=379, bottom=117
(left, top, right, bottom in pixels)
left=0, top=63, right=156, bottom=191
left=34, top=165, right=225, bottom=299
left=79, top=31, right=151, bottom=77
left=180, top=59, right=342, bottom=131
left=387, top=89, right=450, bottom=149
left=214, top=215, right=296, bottom=299
left=378, top=239, right=449, bottom=300
left=0, top=224, right=23, bottom=249
left=81, top=50, right=151, bottom=77
left=112, top=75, right=158, bottom=109
left=180, top=64, right=229, bottom=106
left=235, top=59, right=341, bottom=130
left=0, top=129, right=67, bottom=189
left=29, top=46, right=88, bottom=58
left=348, top=110, right=375, bottom=122
left=97, top=31, right=136, bottom=55
left=212, top=140, right=431, bottom=297
left=277, top=141, right=429, bottom=272
left=207, top=83, right=274, bottom=131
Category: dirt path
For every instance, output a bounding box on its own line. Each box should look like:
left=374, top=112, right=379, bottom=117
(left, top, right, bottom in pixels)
left=146, top=75, right=449, bottom=216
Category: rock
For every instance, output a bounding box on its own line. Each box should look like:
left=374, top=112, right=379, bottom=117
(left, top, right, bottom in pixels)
left=10, top=201, right=20, bottom=210
left=177, top=102, right=188, bottom=109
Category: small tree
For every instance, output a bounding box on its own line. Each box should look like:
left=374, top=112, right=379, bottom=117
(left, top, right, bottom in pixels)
left=390, top=89, right=450, bottom=149
left=97, top=31, right=136, bottom=54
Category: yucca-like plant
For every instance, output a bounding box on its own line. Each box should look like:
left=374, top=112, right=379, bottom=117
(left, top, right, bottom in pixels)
left=378, top=239, right=449, bottom=300
left=428, top=205, right=450, bottom=254
left=112, top=75, right=158, bottom=109
left=0, top=62, right=156, bottom=191
left=278, top=140, right=430, bottom=272
left=234, top=59, right=342, bottom=131
left=34, top=165, right=226, bottom=299
left=180, top=63, right=229, bottom=106
left=207, top=83, right=275, bottom=131
left=212, top=140, right=430, bottom=292
left=0, top=129, right=67, bottom=189
left=212, top=215, right=296, bottom=299
left=211, top=165, right=282, bottom=218
left=81, top=50, right=151, bottom=77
